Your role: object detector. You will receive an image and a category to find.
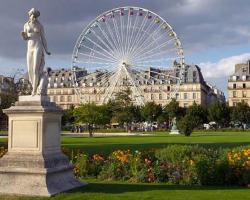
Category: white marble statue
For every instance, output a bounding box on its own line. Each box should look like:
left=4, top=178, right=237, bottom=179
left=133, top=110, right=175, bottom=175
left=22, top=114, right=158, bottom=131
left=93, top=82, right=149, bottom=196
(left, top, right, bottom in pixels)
left=21, top=8, right=51, bottom=95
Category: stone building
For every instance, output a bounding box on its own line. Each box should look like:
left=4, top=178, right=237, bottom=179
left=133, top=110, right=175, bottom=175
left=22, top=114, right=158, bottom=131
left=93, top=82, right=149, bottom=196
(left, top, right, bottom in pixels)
left=47, top=63, right=225, bottom=109
left=228, top=60, right=250, bottom=106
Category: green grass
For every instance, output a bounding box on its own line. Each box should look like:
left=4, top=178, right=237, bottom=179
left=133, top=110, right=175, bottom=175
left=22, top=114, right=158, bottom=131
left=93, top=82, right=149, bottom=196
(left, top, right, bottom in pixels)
left=1, top=179, right=250, bottom=200
left=1, top=131, right=250, bottom=155
left=60, top=131, right=250, bottom=155
left=1, top=131, right=250, bottom=199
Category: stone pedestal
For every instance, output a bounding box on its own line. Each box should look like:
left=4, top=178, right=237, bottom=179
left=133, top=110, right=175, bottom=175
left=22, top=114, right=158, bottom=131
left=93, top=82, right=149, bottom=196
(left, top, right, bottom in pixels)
left=0, top=96, right=84, bottom=197
left=170, top=129, right=180, bottom=134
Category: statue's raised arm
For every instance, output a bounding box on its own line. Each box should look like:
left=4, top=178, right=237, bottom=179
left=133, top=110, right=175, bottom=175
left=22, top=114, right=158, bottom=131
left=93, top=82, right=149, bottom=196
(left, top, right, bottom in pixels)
left=21, top=8, right=51, bottom=96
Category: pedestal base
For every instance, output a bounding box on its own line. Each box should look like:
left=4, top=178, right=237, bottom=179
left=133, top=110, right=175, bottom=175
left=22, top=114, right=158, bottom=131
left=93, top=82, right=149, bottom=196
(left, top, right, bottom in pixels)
left=0, top=96, right=85, bottom=197
left=0, top=152, right=85, bottom=197
left=170, top=129, right=180, bottom=134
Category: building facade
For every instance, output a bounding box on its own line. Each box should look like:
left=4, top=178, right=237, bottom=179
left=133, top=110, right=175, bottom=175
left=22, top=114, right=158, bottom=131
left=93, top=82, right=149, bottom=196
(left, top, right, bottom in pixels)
left=228, top=60, right=250, bottom=106
left=47, top=64, right=225, bottom=109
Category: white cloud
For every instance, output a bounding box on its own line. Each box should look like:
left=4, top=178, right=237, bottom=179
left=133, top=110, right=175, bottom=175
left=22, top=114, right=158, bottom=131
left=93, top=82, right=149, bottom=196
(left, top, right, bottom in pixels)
left=199, top=53, right=250, bottom=78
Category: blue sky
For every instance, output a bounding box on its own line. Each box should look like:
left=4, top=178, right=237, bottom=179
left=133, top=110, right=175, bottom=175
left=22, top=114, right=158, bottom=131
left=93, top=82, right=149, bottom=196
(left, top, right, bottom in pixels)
left=0, top=0, right=250, bottom=98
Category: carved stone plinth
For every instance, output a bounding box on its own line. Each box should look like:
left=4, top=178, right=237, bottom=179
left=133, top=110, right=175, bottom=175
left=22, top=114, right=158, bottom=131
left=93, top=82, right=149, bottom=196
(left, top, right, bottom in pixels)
left=0, top=96, right=84, bottom=197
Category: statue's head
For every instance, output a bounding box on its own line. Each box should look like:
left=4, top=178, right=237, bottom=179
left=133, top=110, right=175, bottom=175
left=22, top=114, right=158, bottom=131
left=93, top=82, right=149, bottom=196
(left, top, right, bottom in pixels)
left=28, top=8, right=40, bottom=22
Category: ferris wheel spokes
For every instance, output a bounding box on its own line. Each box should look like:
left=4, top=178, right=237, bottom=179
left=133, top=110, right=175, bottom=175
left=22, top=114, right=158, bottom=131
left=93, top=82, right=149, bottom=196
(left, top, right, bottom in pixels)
left=72, top=6, right=185, bottom=105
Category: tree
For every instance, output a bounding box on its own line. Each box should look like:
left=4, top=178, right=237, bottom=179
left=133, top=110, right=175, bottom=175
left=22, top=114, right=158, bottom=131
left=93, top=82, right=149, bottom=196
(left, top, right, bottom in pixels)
left=178, top=115, right=194, bottom=136
left=73, top=103, right=111, bottom=137
left=186, top=102, right=207, bottom=129
left=164, top=99, right=184, bottom=120
left=140, top=102, right=162, bottom=122
left=108, top=88, right=138, bottom=130
left=230, top=102, right=250, bottom=129
left=208, top=101, right=230, bottom=128
left=61, top=105, right=75, bottom=127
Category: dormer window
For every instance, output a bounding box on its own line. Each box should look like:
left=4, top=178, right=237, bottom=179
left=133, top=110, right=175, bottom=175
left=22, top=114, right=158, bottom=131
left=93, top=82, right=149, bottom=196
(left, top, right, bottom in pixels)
left=242, top=75, right=246, bottom=81
left=232, top=76, right=237, bottom=81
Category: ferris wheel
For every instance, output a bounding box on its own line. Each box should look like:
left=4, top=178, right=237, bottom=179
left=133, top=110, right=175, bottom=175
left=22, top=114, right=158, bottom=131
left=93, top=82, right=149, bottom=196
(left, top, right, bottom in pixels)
left=72, top=6, right=185, bottom=105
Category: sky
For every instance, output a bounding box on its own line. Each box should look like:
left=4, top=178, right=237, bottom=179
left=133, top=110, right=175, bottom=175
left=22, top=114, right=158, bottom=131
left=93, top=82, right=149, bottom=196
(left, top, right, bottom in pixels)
left=0, top=0, right=250, bottom=97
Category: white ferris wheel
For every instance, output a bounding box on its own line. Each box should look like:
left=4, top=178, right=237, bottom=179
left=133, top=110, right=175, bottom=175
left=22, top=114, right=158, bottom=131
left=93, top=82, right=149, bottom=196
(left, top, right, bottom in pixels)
left=72, top=6, right=185, bottom=106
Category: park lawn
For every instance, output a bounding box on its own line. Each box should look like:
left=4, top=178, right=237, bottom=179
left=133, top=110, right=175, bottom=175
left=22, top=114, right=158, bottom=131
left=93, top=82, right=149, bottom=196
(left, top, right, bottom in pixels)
left=1, top=179, right=250, bottom=200
left=1, top=132, right=250, bottom=199
left=1, top=131, right=250, bottom=155
left=60, top=131, right=250, bottom=155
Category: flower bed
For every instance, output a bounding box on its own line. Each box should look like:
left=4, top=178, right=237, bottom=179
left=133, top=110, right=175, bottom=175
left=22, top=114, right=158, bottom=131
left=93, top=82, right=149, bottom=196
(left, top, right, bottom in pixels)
left=68, top=145, right=250, bottom=186
left=1, top=145, right=250, bottom=186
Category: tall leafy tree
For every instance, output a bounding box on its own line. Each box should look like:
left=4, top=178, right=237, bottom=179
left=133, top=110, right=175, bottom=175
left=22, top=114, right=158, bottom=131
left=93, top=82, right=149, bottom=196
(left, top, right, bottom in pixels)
left=109, top=88, right=136, bottom=128
left=208, top=101, right=230, bottom=127
left=186, top=102, right=208, bottom=129
left=164, top=99, right=184, bottom=120
left=61, top=105, right=75, bottom=127
left=230, top=102, right=250, bottom=129
left=73, top=103, right=111, bottom=137
left=140, top=102, right=162, bottom=122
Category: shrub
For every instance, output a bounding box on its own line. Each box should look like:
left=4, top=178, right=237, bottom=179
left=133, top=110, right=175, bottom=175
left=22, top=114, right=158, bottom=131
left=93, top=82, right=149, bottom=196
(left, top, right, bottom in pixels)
left=98, top=150, right=132, bottom=180
left=88, top=154, right=105, bottom=177
left=74, top=153, right=88, bottom=178
left=227, top=147, right=250, bottom=185
left=178, top=115, right=194, bottom=136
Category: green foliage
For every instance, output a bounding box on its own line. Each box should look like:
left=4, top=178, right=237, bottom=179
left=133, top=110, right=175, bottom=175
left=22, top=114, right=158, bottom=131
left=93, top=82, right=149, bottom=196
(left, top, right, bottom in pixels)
left=140, top=102, right=162, bottom=122
left=230, top=102, right=250, bottom=129
left=62, top=105, right=75, bottom=127
left=67, top=145, right=250, bottom=186
left=74, top=153, right=88, bottom=178
left=73, top=103, right=110, bottom=125
left=73, top=103, right=111, bottom=136
left=208, top=101, right=230, bottom=127
left=108, top=88, right=141, bottom=124
left=0, top=93, right=17, bottom=109
left=178, top=115, right=194, bottom=136
left=186, top=102, right=207, bottom=128
left=164, top=99, right=184, bottom=120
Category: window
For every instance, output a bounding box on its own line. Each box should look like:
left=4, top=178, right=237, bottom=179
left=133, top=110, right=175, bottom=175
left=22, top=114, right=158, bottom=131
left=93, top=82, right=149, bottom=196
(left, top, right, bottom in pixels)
left=184, top=103, right=188, bottom=108
left=193, top=93, right=196, bottom=99
left=175, top=93, right=179, bottom=99
left=159, top=94, right=162, bottom=100
left=233, top=84, right=236, bottom=89
left=184, top=93, right=188, bottom=99
left=60, top=96, right=64, bottom=102
left=151, top=94, right=154, bottom=100
left=233, top=91, right=237, bottom=98
left=167, top=86, right=170, bottom=91
left=242, top=91, right=247, bottom=98
left=243, top=83, right=246, bottom=89
left=193, top=71, right=197, bottom=82
left=233, top=102, right=237, bottom=106
left=68, top=96, right=72, bottom=102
